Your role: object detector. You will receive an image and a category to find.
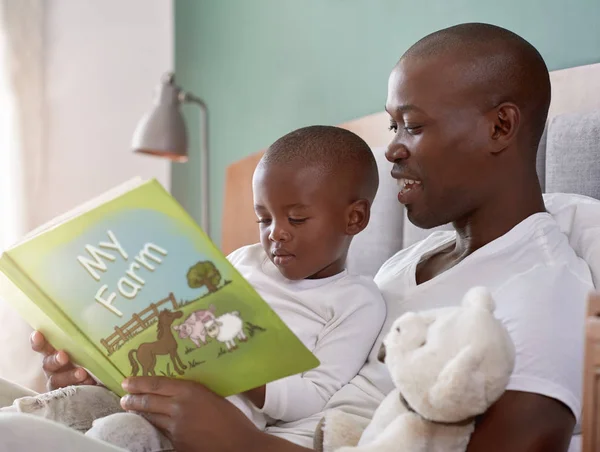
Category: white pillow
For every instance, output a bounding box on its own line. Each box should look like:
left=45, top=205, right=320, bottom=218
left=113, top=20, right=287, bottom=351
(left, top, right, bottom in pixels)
left=347, top=148, right=405, bottom=277
left=544, top=192, right=600, bottom=288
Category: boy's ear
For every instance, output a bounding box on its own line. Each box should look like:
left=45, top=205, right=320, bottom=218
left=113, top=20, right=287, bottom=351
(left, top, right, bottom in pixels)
left=345, top=199, right=370, bottom=236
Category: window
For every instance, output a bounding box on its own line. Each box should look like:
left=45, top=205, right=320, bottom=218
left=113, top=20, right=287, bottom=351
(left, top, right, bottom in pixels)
left=0, top=16, right=25, bottom=251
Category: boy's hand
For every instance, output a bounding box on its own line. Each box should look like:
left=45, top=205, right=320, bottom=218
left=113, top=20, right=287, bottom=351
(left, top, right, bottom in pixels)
left=30, top=331, right=96, bottom=390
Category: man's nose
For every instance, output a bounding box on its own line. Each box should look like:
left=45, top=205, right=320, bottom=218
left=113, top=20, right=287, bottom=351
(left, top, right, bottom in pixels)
left=385, top=143, right=409, bottom=163
left=377, top=343, right=386, bottom=363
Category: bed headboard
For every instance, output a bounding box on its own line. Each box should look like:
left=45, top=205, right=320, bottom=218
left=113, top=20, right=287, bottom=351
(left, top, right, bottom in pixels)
left=221, top=62, right=600, bottom=255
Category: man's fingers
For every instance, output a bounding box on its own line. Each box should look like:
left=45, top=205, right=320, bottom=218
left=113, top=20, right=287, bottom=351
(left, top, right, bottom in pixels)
left=122, top=376, right=194, bottom=397
left=47, top=367, right=88, bottom=390
left=42, top=350, right=73, bottom=374
left=139, top=413, right=173, bottom=434
left=80, top=376, right=97, bottom=386
left=121, top=393, right=173, bottom=416
left=30, top=331, right=57, bottom=356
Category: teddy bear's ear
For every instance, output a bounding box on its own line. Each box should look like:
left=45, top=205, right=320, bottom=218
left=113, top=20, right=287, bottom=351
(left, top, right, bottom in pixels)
left=462, top=286, right=495, bottom=312
left=428, top=345, right=488, bottom=418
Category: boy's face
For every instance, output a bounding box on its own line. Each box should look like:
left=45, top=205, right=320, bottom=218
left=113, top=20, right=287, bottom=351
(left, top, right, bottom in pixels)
left=252, top=162, right=352, bottom=280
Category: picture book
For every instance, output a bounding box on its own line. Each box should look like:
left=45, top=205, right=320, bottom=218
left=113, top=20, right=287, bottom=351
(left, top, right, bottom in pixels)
left=0, top=178, right=320, bottom=397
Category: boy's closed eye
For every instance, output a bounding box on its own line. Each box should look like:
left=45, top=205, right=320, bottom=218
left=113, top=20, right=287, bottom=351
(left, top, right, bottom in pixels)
left=255, top=217, right=308, bottom=225
left=288, top=217, right=308, bottom=225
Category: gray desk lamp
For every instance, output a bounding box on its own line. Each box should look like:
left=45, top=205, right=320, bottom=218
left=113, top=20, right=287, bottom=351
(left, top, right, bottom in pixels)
left=131, top=72, right=210, bottom=236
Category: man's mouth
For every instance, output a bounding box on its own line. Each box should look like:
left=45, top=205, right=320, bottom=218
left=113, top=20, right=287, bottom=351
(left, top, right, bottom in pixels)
left=398, top=178, right=422, bottom=195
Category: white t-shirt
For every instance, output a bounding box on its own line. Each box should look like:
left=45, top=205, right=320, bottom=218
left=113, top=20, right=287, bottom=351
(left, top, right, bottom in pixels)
left=227, top=244, right=386, bottom=424
left=267, top=212, right=594, bottom=447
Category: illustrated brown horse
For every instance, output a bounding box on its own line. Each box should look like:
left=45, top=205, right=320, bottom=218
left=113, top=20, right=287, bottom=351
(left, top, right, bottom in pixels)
left=128, top=310, right=187, bottom=377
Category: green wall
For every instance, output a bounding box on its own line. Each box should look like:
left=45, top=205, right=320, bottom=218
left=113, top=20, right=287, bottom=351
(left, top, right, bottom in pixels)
left=173, top=0, right=600, bottom=245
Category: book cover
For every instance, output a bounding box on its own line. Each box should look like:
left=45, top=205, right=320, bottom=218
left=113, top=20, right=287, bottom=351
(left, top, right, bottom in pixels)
left=0, top=179, right=319, bottom=397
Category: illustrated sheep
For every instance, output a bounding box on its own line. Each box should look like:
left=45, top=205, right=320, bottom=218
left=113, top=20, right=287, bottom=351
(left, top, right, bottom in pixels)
left=172, top=305, right=217, bottom=347
left=203, top=311, right=247, bottom=351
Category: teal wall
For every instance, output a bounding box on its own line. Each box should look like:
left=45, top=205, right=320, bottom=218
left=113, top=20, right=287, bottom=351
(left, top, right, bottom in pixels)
left=173, top=0, right=600, bottom=245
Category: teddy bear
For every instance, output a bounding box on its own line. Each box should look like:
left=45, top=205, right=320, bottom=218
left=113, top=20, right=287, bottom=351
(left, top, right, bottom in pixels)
left=1, top=384, right=173, bottom=452
left=316, top=286, right=516, bottom=452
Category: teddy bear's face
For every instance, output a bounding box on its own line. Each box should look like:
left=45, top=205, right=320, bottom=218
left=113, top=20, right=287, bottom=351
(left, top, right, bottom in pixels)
left=382, top=287, right=515, bottom=423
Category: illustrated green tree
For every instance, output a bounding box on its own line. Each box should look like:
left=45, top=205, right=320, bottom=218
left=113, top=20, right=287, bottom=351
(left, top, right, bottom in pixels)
left=187, top=261, right=221, bottom=293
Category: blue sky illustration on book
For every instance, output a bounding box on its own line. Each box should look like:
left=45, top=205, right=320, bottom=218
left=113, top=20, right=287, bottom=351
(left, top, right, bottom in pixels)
left=36, top=208, right=236, bottom=343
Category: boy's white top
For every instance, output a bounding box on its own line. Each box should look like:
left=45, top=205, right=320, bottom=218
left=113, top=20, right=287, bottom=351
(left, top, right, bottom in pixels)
left=265, top=212, right=593, bottom=447
left=227, top=244, right=386, bottom=423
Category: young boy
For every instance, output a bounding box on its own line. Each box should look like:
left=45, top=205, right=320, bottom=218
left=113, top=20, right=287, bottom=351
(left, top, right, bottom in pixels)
left=225, top=125, right=386, bottom=429
left=1, top=125, right=386, bottom=450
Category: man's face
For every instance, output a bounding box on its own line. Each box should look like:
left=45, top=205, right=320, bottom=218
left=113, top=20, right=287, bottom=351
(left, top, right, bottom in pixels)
left=252, top=163, right=350, bottom=280
left=385, top=55, right=495, bottom=229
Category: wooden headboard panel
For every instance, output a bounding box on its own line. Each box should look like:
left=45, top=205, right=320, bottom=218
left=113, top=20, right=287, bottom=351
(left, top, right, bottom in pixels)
left=222, top=151, right=264, bottom=254
left=584, top=293, right=600, bottom=452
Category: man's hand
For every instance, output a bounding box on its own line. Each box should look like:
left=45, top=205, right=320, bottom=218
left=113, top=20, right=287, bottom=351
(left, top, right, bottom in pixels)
left=121, top=377, right=262, bottom=452
left=244, top=384, right=266, bottom=408
left=30, top=331, right=96, bottom=390
left=121, top=377, right=308, bottom=452
left=467, top=390, right=575, bottom=452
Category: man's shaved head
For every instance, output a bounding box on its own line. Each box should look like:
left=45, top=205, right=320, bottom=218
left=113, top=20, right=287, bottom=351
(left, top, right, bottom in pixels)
left=385, top=23, right=550, bottom=230
left=402, top=23, right=551, bottom=152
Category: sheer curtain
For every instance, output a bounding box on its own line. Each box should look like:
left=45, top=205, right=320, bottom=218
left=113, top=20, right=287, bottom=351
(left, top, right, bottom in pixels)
left=0, top=5, right=24, bottom=249
left=0, top=0, right=46, bottom=392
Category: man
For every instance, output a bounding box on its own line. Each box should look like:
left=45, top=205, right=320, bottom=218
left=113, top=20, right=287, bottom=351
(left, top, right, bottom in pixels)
left=2, top=22, right=595, bottom=452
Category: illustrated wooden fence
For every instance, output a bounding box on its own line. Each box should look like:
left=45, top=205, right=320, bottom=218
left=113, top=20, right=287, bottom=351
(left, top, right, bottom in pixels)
left=100, top=293, right=178, bottom=355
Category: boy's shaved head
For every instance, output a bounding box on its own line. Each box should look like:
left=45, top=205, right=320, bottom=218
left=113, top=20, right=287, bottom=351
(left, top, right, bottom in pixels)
left=260, top=125, right=379, bottom=203
left=253, top=125, right=378, bottom=280
left=402, top=23, right=551, bottom=152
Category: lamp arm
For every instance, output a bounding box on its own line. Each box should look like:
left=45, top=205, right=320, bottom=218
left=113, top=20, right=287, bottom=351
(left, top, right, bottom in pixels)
left=180, top=91, right=210, bottom=237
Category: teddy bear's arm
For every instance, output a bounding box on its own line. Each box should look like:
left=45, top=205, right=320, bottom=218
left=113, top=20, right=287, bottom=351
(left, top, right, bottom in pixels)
left=315, top=410, right=368, bottom=452
left=336, top=412, right=428, bottom=452
left=357, top=388, right=408, bottom=445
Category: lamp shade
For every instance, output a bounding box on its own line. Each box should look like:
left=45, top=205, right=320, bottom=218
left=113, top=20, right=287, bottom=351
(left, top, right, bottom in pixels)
left=132, top=73, right=189, bottom=162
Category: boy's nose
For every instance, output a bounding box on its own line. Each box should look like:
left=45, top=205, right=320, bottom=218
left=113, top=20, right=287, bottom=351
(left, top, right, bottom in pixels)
left=269, top=226, right=291, bottom=242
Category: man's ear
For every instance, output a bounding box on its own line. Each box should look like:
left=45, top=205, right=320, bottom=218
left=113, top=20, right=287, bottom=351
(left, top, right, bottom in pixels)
left=345, top=199, right=370, bottom=236
left=488, top=102, right=520, bottom=154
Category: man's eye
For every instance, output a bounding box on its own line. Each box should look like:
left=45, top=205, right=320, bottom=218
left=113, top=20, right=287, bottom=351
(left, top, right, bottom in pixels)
left=404, top=125, right=423, bottom=135
left=256, top=218, right=271, bottom=225
left=289, top=218, right=307, bottom=225
left=388, top=119, right=398, bottom=133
